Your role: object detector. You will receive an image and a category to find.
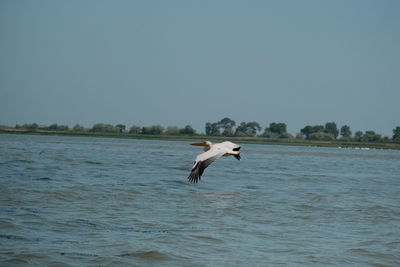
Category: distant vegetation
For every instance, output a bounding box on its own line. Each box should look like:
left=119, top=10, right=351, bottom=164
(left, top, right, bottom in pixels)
left=2, top=118, right=400, bottom=147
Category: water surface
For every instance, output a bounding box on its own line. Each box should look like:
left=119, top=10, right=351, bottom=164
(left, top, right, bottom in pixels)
left=1, top=134, right=399, bottom=266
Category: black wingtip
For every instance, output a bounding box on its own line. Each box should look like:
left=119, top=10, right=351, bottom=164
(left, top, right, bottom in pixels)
left=234, top=154, right=241, bottom=160
left=188, top=174, right=200, bottom=183
left=188, top=162, right=200, bottom=183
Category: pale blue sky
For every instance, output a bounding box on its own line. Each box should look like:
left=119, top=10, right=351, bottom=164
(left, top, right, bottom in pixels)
left=1, top=0, right=399, bottom=135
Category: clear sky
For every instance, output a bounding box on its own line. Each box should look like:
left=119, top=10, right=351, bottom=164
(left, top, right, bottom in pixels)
left=1, top=0, right=399, bottom=136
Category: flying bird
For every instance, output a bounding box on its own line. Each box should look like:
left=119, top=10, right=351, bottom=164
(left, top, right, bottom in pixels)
left=188, top=141, right=241, bottom=183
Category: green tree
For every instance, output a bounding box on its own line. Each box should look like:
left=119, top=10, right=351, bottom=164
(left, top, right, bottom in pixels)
left=165, top=126, right=180, bottom=135
left=142, top=125, right=164, bottom=135
left=205, top=122, right=220, bottom=136
left=362, top=131, right=381, bottom=142
left=90, top=123, right=118, bottom=133
left=218, top=117, right=236, bottom=136
left=393, top=126, right=400, bottom=143
left=23, top=123, right=38, bottom=131
left=235, top=122, right=261, bottom=137
left=73, top=124, right=86, bottom=132
left=180, top=125, right=196, bottom=135
left=300, top=125, right=324, bottom=139
left=308, top=132, right=335, bottom=141
left=141, top=126, right=151, bottom=134
left=47, top=124, right=69, bottom=131
left=221, top=128, right=235, bottom=137
left=48, top=123, right=59, bottom=131
left=295, top=132, right=304, bottom=140
left=324, top=122, right=339, bottom=139
left=340, top=125, right=352, bottom=139
left=269, top=122, right=287, bottom=134
left=354, top=131, right=363, bottom=141
left=31, top=123, right=39, bottom=131
left=263, top=122, right=287, bottom=138
left=129, top=125, right=141, bottom=134
left=152, top=125, right=165, bottom=135
left=115, top=124, right=126, bottom=133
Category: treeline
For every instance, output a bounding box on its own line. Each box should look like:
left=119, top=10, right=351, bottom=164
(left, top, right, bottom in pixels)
left=13, top=123, right=197, bottom=135
left=203, top=118, right=400, bottom=143
left=9, top=118, right=400, bottom=144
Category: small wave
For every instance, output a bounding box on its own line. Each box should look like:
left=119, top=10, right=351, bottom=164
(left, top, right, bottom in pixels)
left=83, top=160, right=104, bottom=165
left=57, top=220, right=170, bottom=234
left=51, top=157, right=74, bottom=163
left=115, top=188, right=142, bottom=195
left=289, top=215, right=312, bottom=220
left=354, top=205, right=398, bottom=216
left=131, top=182, right=151, bottom=187
left=120, top=160, right=138, bottom=165
left=173, top=180, right=187, bottom=185
left=7, top=159, right=37, bottom=164
left=348, top=248, right=399, bottom=262
left=295, top=177, right=312, bottom=182
left=0, top=234, right=41, bottom=243
left=63, top=219, right=97, bottom=228
left=0, top=234, right=26, bottom=241
left=244, top=185, right=260, bottom=190
left=2, top=258, right=29, bottom=265
left=369, top=205, right=387, bottom=210
left=60, top=252, right=99, bottom=257
left=119, top=250, right=171, bottom=261
left=294, top=204, right=322, bottom=211
left=0, top=220, right=19, bottom=230
left=348, top=248, right=369, bottom=253
left=385, top=241, right=400, bottom=249
left=159, top=179, right=186, bottom=185
left=199, top=192, right=238, bottom=198
left=310, top=195, right=326, bottom=202
left=191, top=235, right=223, bottom=243
left=20, top=159, right=37, bottom=163
left=34, top=177, right=52, bottom=181
left=168, top=166, right=189, bottom=171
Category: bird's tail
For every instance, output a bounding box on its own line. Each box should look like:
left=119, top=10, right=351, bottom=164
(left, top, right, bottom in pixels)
left=234, top=153, right=241, bottom=160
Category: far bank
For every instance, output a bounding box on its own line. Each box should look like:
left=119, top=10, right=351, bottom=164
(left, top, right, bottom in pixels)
left=1, top=128, right=400, bottom=150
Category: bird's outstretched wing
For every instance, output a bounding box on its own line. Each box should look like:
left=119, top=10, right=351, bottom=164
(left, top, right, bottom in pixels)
left=188, top=148, right=225, bottom=183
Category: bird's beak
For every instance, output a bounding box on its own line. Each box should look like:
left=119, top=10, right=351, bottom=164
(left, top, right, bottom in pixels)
left=190, top=142, right=208, bottom=146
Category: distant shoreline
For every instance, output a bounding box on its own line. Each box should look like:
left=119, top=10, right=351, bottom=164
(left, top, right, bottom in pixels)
left=1, top=128, right=400, bottom=150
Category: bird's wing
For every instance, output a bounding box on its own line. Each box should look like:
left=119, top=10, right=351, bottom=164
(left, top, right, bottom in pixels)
left=220, top=141, right=240, bottom=151
left=188, top=147, right=225, bottom=183
left=220, top=141, right=241, bottom=160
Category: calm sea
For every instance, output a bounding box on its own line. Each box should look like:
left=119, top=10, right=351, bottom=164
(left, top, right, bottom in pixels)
left=1, top=134, right=399, bottom=266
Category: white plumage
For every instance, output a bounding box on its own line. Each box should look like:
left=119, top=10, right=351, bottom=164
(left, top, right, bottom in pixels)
left=188, top=141, right=241, bottom=183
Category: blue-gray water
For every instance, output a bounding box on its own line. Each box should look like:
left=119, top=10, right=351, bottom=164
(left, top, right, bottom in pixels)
left=1, top=134, right=399, bottom=266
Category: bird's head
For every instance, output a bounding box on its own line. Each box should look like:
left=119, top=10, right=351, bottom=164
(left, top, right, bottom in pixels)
left=190, top=141, right=212, bottom=151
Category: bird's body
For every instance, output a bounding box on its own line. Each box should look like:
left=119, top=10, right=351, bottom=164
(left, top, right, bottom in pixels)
left=188, top=141, right=241, bottom=183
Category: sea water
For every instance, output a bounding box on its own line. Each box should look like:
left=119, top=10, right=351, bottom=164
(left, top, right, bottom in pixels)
left=1, top=134, right=399, bottom=266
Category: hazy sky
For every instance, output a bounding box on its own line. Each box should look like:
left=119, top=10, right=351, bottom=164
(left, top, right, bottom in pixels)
left=1, top=0, right=399, bottom=135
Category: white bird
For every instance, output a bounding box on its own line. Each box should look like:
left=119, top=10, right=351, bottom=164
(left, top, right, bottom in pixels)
left=188, top=141, right=241, bottom=183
